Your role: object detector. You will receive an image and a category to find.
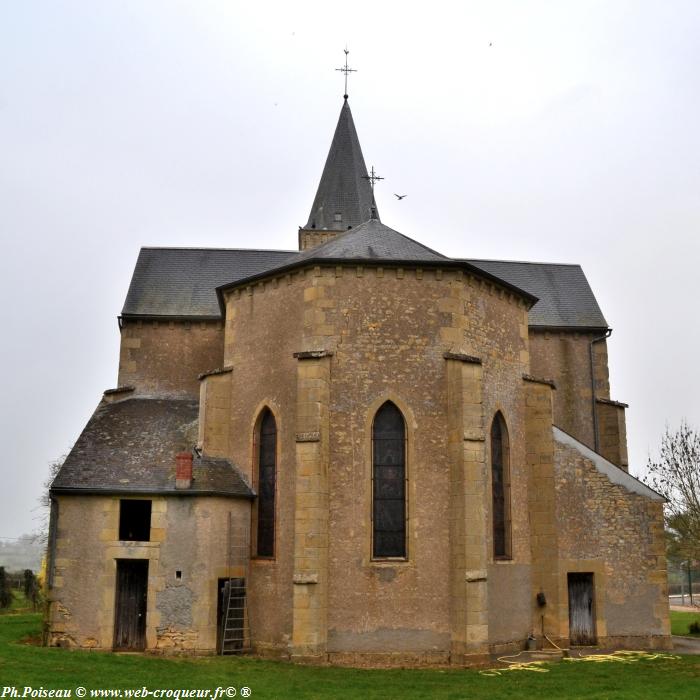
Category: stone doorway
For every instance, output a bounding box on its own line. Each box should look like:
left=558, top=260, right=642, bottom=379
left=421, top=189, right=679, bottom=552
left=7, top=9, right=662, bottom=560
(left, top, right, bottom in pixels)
left=113, top=559, right=148, bottom=650
left=568, top=572, right=596, bottom=645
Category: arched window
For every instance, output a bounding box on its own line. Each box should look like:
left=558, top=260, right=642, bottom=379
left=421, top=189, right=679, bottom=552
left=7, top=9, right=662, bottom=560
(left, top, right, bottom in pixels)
left=372, top=401, right=407, bottom=559
left=491, top=412, right=512, bottom=559
left=255, top=408, right=277, bottom=557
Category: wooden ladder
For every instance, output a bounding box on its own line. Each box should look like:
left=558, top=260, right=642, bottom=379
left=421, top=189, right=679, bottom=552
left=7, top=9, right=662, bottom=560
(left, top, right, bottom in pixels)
left=220, top=514, right=251, bottom=655
left=220, top=578, right=249, bottom=654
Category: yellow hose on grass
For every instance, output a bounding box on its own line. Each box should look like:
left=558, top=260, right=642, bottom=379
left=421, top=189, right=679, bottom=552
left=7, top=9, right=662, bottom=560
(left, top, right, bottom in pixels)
left=479, top=649, right=680, bottom=676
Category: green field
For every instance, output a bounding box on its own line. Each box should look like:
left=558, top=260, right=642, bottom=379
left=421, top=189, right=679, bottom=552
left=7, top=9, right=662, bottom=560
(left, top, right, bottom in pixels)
left=1, top=606, right=699, bottom=699
left=671, top=609, right=700, bottom=636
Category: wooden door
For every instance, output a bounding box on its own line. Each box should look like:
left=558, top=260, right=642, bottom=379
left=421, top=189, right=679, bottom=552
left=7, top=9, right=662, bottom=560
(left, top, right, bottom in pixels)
left=114, top=559, right=148, bottom=650
left=568, top=572, right=596, bottom=645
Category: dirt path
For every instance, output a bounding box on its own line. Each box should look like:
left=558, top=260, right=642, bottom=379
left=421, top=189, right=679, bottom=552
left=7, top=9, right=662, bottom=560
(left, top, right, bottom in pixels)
left=673, top=636, right=700, bottom=654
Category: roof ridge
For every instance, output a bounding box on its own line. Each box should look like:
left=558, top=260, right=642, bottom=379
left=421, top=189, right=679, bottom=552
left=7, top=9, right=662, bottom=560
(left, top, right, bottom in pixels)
left=376, top=224, right=448, bottom=260
left=139, top=246, right=295, bottom=253
left=103, top=396, right=199, bottom=404
left=465, top=257, right=582, bottom=268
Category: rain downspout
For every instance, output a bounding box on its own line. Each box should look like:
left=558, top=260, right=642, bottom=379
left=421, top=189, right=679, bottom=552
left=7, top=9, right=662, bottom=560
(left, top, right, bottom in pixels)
left=590, top=329, right=612, bottom=453
left=47, top=496, right=59, bottom=589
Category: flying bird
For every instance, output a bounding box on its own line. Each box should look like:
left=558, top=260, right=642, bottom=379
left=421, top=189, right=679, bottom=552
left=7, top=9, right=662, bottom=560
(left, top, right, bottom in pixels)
left=394, top=193, right=407, bottom=200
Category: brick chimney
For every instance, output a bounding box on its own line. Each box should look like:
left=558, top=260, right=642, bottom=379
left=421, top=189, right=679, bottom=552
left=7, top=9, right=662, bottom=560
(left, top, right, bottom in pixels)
left=175, top=451, right=193, bottom=489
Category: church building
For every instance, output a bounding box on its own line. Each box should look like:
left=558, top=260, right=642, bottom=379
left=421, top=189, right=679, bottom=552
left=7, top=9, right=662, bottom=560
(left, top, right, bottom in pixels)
left=46, top=88, right=670, bottom=664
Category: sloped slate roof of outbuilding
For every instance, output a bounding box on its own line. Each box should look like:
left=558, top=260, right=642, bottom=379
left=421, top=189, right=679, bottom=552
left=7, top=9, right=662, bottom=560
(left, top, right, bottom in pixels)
left=464, top=259, right=608, bottom=329
left=121, top=245, right=608, bottom=330
left=50, top=398, right=253, bottom=497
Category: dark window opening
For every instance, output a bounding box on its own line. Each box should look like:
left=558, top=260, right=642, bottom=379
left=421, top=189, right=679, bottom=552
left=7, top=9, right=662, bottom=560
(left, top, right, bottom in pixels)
left=491, top=413, right=511, bottom=559
left=256, top=409, right=277, bottom=557
left=175, top=570, right=182, bottom=580
left=119, top=500, right=152, bottom=542
left=372, top=401, right=407, bottom=559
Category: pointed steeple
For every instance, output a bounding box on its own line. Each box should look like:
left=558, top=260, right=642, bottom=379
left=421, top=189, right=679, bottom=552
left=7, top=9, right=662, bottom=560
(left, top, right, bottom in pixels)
left=304, top=100, right=379, bottom=233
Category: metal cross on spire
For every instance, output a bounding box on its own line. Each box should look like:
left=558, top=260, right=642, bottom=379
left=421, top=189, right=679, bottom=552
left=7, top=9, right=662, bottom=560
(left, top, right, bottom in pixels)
left=336, top=48, right=356, bottom=100
left=364, top=166, right=383, bottom=220
left=363, top=166, right=384, bottom=192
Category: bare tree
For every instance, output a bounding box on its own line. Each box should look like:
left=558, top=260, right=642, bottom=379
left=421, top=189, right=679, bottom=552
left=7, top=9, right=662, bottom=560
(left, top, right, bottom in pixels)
left=33, top=455, right=66, bottom=546
left=645, top=420, right=700, bottom=561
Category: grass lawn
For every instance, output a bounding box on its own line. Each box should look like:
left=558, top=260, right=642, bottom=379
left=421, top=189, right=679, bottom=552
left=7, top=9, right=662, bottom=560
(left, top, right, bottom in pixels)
left=671, top=609, right=700, bottom=636
left=0, top=612, right=699, bottom=699
left=0, top=590, right=38, bottom=615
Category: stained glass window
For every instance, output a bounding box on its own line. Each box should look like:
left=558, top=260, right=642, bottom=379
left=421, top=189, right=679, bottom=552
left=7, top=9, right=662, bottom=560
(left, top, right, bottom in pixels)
left=372, top=402, right=406, bottom=558
left=256, top=409, right=276, bottom=557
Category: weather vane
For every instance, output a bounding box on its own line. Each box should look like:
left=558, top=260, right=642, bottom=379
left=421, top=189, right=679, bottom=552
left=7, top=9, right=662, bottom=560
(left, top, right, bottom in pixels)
left=363, top=166, right=384, bottom=192
left=336, top=48, right=356, bottom=100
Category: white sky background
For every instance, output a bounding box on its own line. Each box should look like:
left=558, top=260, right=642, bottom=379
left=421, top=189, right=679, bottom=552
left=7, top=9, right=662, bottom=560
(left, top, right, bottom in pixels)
left=1, top=0, right=699, bottom=539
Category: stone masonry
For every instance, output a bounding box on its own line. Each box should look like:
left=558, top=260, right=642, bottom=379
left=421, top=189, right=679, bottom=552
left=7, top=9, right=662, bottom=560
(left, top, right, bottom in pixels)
left=47, top=94, right=668, bottom=665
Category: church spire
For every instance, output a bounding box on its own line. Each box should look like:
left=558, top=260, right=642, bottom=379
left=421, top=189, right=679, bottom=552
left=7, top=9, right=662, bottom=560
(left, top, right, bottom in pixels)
left=304, top=99, right=380, bottom=233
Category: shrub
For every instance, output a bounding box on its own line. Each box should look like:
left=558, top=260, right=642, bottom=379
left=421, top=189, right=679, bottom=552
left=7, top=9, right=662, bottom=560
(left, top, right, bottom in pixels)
left=0, top=567, right=11, bottom=609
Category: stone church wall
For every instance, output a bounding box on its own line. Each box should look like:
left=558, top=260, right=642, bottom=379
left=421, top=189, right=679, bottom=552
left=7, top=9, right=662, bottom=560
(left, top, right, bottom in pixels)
left=486, top=562, right=532, bottom=648
left=47, top=494, right=247, bottom=653
left=596, top=398, right=629, bottom=471
left=219, top=264, right=536, bottom=662
left=222, top=273, right=305, bottom=656
left=318, top=268, right=533, bottom=661
left=198, top=369, right=232, bottom=458
left=528, top=330, right=610, bottom=449
left=118, top=319, right=224, bottom=398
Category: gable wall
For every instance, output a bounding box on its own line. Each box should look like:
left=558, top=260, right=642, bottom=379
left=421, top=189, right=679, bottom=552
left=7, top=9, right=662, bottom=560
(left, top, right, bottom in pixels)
left=118, top=319, right=224, bottom=398
left=528, top=330, right=610, bottom=449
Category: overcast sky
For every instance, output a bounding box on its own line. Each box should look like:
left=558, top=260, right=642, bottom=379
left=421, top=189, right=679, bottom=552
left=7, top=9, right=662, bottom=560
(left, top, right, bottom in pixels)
left=1, top=1, right=699, bottom=541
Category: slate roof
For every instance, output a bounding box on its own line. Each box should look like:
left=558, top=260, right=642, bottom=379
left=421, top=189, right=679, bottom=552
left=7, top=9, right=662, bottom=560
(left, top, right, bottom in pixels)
left=120, top=245, right=608, bottom=329
left=50, top=398, right=254, bottom=497
left=294, top=219, right=446, bottom=263
left=119, top=95, right=608, bottom=330
left=121, top=247, right=292, bottom=318
left=465, top=259, right=608, bottom=329
left=216, top=220, right=449, bottom=298
left=305, top=99, right=378, bottom=231
left=216, top=221, right=539, bottom=306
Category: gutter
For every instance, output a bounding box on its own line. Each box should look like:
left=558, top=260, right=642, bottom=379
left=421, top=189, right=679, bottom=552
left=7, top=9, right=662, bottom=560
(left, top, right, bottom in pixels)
left=47, top=497, right=59, bottom=590
left=215, top=257, right=540, bottom=316
left=49, top=486, right=255, bottom=499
